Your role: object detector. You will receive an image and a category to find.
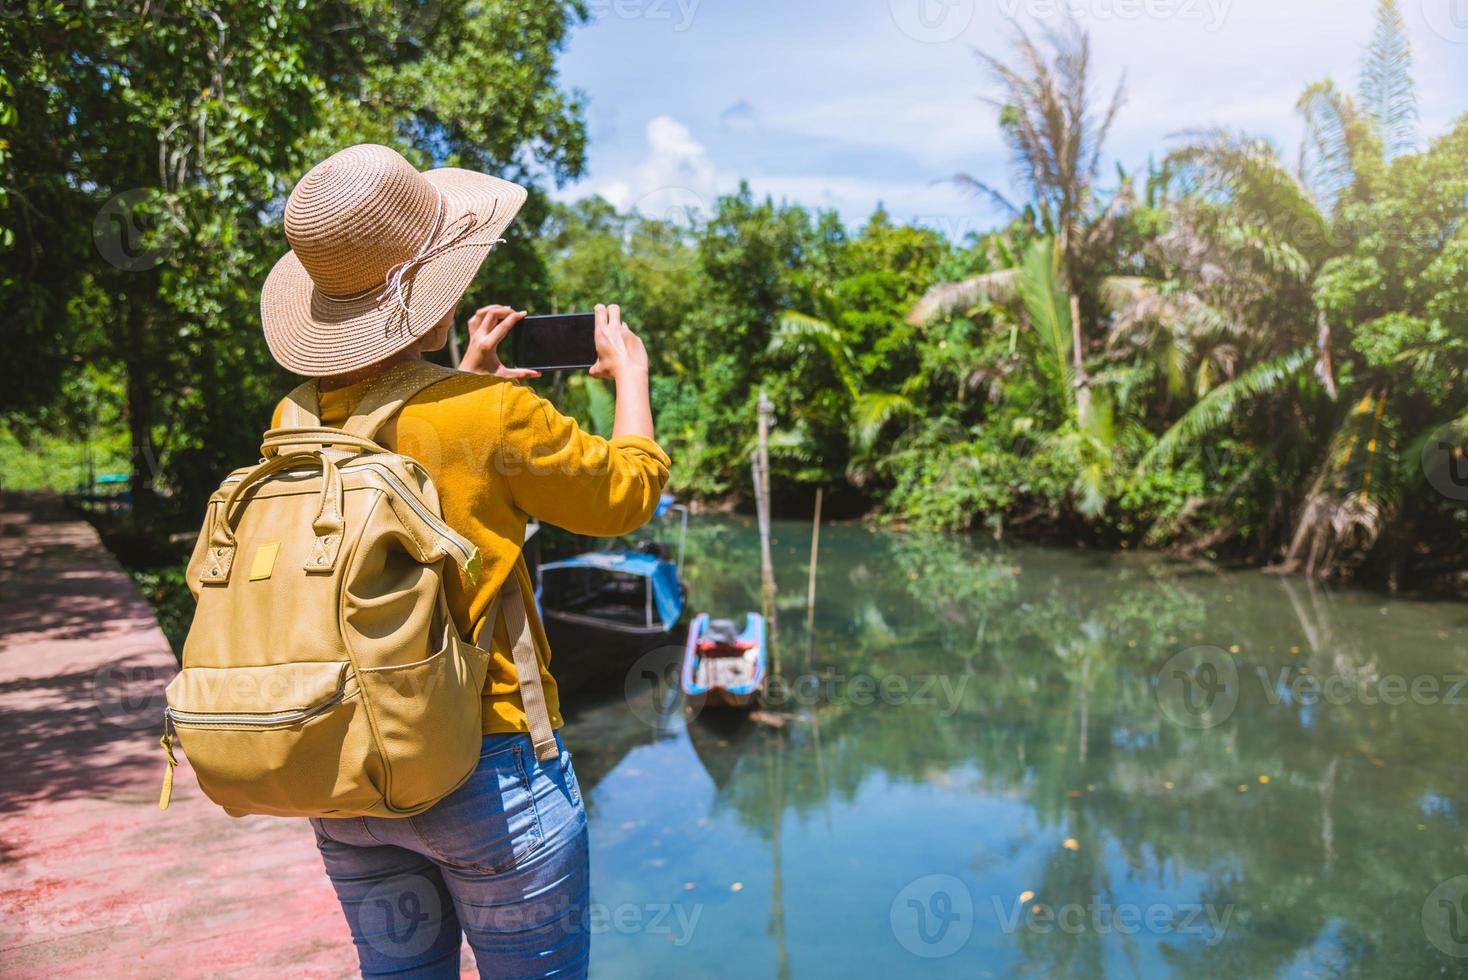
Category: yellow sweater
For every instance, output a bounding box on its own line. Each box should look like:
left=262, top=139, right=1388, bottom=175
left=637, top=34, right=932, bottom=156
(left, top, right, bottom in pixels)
left=273, top=368, right=671, bottom=734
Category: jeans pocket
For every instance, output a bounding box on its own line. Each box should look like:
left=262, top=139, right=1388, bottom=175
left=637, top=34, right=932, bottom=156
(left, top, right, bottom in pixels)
left=407, top=741, right=545, bottom=874
left=559, top=749, right=582, bottom=808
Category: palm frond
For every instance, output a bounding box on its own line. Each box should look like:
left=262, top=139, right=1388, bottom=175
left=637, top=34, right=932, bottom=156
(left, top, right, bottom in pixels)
left=1297, top=80, right=1363, bottom=210
left=1015, top=237, right=1075, bottom=407
left=1140, top=346, right=1314, bottom=471
left=1296, top=80, right=1382, bottom=212
left=770, top=312, right=859, bottom=400
left=976, top=20, right=1123, bottom=246
left=1166, top=129, right=1330, bottom=259
left=906, top=269, right=1020, bottom=325
left=1361, top=0, right=1419, bottom=159
left=949, top=174, right=1021, bottom=218
left=584, top=376, right=616, bottom=437
left=852, top=392, right=917, bottom=455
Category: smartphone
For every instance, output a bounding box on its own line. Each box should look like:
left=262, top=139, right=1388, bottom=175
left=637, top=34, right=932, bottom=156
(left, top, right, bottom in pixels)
left=514, top=312, right=598, bottom=371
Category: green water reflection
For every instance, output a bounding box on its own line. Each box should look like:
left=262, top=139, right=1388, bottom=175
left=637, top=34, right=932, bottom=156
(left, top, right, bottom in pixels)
left=560, top=517, right=1468, bottom=979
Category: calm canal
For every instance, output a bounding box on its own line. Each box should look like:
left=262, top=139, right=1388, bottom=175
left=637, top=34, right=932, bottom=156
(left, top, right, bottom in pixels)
left=560, top=517, right=1468, bottom=978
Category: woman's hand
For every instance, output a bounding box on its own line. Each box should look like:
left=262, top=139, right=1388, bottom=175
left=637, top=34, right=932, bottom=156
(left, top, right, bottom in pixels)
left=458, top=305, right=541, bottom=380
left=589, top=304, right=654, bottom=440
left=588, top=304, right=649, bottom=383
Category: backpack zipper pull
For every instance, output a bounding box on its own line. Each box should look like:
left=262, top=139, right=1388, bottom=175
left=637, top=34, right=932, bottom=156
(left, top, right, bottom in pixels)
left=159, top=713, right=178, bottom=811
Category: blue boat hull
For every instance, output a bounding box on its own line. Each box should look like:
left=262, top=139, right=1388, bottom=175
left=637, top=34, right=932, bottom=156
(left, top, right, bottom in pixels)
left=680, top=612, right=767, bottom=709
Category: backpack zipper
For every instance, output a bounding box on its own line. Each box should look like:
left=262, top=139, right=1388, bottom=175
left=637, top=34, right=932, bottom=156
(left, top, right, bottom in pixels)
left=166, top=688, right=348, bottom=729
left=222, top=459, right=478, bottom=571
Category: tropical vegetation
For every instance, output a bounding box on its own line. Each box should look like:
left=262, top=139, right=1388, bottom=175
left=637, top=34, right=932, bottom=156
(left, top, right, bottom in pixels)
left=4, top=0, right=1466, bottom=590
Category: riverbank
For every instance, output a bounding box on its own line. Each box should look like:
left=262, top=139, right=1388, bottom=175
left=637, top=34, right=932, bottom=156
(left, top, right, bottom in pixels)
left=0, top=494, right=364, bottom=978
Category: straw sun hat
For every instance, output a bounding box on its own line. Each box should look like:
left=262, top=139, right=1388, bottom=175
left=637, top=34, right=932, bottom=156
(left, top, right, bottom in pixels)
left=261, top=143, right=527, bottom=377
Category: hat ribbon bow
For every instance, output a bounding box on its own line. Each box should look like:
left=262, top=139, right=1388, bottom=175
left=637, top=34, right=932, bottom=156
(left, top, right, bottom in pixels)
left=375, top=191, right=503, bottom=315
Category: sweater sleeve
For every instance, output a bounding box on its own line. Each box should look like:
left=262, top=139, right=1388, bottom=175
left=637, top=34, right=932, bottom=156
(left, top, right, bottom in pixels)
left=496, top=382, right=671, bottom=536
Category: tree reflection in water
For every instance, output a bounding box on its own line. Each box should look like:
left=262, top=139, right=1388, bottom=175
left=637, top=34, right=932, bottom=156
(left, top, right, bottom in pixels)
left=566, top=517, right=1468, bottom=978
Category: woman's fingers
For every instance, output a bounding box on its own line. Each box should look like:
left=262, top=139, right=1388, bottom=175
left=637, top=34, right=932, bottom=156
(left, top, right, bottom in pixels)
left=469, top=305, right=513, bottom=334
left=484, top=309, right=526, bottom=345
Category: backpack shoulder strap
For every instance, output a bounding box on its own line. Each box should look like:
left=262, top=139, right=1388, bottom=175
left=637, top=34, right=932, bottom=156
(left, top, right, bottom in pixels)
left=487, top=568, right=558, bottom=763
left=278, top=381, right=322, bottom=428
left=343, top=360, right=461, bottom=440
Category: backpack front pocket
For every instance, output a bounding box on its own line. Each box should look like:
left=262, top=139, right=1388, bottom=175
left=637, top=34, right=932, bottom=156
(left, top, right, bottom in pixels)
left=166, top=661, right=381, bottom=817
left=356, top=628, right=491, bottom=814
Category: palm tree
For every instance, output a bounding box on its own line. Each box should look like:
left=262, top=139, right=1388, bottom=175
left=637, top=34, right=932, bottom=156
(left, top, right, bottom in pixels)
left=1360, top=0, right=1420, bottom=161
left=1135, top=0, right=1451, bottom=578
left=766, top=311, right=918, bottom=487
left=910, top=21, right=1130, bottom=420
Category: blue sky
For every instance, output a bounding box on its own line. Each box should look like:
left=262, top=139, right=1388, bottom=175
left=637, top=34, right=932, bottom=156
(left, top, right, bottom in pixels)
left=553, top=0, right=1468, bottom=237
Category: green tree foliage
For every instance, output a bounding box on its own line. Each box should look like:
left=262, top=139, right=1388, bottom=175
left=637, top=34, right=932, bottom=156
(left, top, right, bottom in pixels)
left=1, top=0, right=587, bottom=510
left=3, top=6, right=1465, bottom=590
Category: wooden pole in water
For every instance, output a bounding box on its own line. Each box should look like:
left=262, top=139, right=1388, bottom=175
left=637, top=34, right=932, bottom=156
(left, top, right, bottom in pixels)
left=755, top=392, right=779, bottom=674
left=804, top=487, right=822, bottom=668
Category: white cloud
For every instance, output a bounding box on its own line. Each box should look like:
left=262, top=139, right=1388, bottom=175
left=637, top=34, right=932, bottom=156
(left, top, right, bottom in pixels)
left=559, top=0, right=1467, bottom=229
left=568, top=112, right=1002, bottom=231
left=590, top=115, right=722, bottom=215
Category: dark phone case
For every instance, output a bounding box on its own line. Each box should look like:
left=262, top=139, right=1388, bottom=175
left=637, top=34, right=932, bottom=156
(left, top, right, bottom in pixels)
left=514, top=313, right=598, bottom=371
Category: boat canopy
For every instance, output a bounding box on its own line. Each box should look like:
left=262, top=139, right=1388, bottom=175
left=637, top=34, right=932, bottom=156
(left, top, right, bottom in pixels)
left=538, top=551, right=684, bottom=629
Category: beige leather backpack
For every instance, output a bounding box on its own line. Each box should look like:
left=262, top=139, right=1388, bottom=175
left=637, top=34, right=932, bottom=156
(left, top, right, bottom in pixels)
left=160, top=361, right=556, bottom=818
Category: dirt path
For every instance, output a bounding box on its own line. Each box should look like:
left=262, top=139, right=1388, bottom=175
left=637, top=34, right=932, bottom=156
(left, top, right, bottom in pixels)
left=0, top=496, right=362, bottom=978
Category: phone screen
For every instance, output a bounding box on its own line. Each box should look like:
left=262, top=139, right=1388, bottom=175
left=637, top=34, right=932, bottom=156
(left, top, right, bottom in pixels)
left=513, top=313, right=598, bottom=371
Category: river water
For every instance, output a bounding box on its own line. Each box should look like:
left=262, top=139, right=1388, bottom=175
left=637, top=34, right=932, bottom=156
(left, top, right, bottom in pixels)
left=559, top=517, right=1468, bottom=978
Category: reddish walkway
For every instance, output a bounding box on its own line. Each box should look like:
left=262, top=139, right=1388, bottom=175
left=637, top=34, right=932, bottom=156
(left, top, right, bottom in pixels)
left=0, top=496, right=369, bottom=977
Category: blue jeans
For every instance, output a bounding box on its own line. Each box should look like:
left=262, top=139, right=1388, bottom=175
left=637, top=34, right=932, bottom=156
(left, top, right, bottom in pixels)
left=310, top=732, right=590, bottom=979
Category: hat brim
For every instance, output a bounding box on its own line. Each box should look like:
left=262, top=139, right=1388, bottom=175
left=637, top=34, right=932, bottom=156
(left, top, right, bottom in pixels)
left=261, top=168, right=527, bottom=377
